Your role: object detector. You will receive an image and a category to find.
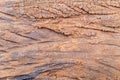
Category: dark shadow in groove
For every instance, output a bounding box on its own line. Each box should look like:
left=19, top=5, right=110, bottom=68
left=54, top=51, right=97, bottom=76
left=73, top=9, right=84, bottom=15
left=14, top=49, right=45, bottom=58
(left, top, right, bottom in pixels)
left=40, top=27, right=71, bottom=37
left=12, top=62, right=76, bottom=80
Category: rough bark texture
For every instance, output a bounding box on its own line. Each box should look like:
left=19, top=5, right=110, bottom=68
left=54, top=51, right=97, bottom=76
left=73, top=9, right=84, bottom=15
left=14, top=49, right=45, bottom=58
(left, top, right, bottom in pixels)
left=0, top=0, right=120, bottom=80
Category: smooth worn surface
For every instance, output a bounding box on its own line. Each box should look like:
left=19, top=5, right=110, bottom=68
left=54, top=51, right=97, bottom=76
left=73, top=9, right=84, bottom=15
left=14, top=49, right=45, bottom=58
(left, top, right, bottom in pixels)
left=0, top=0, right=120, bottom=80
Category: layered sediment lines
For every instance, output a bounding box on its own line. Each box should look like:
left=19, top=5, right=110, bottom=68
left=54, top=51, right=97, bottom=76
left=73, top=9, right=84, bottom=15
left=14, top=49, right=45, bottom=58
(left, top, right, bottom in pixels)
left=0, top=0, right=120, bottom=80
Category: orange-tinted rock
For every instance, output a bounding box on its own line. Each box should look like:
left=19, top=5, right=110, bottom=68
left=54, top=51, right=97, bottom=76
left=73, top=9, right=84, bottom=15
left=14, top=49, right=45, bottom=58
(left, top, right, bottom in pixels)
left=0, top=0, right=120, bottom=80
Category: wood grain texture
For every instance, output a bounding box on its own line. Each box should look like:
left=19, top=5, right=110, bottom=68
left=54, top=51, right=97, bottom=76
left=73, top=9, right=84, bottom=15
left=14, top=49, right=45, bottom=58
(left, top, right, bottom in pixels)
left=0, top=0, right=120, bottom=80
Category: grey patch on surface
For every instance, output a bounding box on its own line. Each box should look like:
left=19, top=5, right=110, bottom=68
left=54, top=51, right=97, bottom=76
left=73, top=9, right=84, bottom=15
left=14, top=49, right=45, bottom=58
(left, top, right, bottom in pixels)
left=22, top=28, right=66, bottom=40
left=21, top=39, right=35, bottom=44
left=5, top=10, right=20, bottom=17
left=4, top=1, right=17, bottom=8
left=19, top=0, right=25, bottom=14
left=38, top=78, right=55, bottom=80
left=0, top=16, right=14, bottom=22
left=12, top=62, right=75, bottom=80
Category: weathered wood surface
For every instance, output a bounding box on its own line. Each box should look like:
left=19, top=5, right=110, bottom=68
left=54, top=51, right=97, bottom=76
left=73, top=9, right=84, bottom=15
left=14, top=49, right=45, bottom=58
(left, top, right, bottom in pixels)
left=0, top=0, right=120, bottom=80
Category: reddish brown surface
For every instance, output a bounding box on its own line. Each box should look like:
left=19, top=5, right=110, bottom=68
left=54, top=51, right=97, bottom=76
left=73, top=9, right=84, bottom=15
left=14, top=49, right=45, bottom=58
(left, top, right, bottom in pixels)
left=0, top=0, right=120, bottom=80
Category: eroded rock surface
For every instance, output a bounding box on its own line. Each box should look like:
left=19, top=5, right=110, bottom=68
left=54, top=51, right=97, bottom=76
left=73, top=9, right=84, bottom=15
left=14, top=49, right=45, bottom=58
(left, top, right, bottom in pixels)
left=0, top=0, right=120, bottom=80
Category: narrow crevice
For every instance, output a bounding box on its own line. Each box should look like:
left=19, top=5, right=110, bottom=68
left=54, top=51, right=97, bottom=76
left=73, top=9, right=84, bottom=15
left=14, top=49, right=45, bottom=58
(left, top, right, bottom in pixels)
left=38, top=27, right=72, bottom=37
left=96, top=60, right=120, bottom=72
left=0, top=37, right=20, bottom=45
left=75, top=26, right=118, bottom=33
